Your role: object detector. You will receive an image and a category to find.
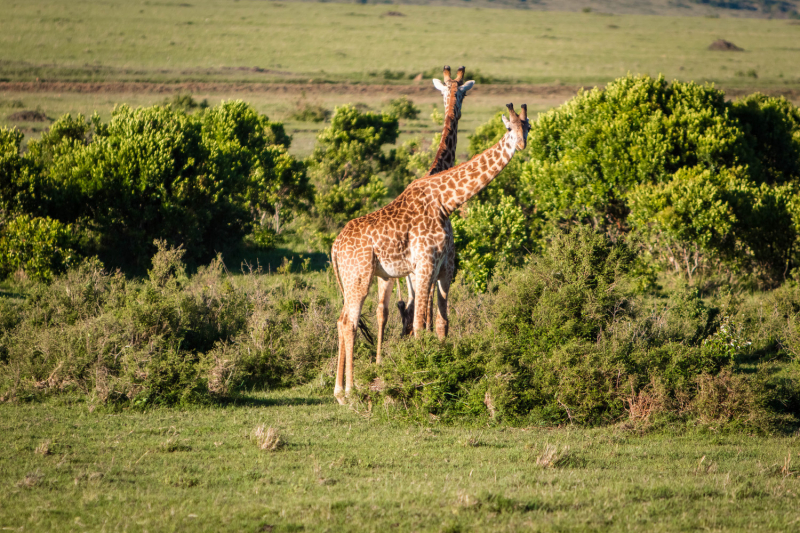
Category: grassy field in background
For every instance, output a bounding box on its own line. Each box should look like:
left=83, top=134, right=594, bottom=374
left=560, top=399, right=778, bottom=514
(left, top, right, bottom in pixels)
left=0, top=85, right=567, bottom=158
left=1, top=0, right=799, bottom=87
left=2, top=0, right=800, bottom=156
left=1, top=389, right=799, bottom=532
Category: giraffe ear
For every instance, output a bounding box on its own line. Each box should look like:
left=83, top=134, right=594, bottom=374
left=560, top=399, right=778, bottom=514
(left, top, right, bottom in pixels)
left=501, top=115, right=512, bottom=130
left=458, top=80, right=475, bottom=94
left=432, top=78, right=447, bottom=92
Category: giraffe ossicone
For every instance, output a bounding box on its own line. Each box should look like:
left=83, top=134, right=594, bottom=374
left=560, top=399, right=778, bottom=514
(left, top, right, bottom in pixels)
left=331, top=101, right=530, bottom=404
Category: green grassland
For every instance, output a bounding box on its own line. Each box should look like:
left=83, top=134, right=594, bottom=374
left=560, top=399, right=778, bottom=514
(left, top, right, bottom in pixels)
left=1, top=390, right=799, bottom=532
left=1, top=0, right=799, bottom=87
left=2, top=0, right=800, bottom=157
left=0, top=86, right=564, bottom=158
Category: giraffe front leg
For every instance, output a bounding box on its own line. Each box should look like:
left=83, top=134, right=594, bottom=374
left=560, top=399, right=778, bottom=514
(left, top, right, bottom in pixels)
left=375, top=277, right=394, bottom=365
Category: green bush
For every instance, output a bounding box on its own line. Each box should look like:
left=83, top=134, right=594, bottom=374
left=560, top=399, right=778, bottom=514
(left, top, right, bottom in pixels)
left=0, top=214, right=76, bottom=281
left=0, top=242, right=340, bottom=405
left=451, top=195, right=531, bottom=292
left=6, top=102, right=308, bottom=272
left=386, top=96, right=420, bottom=120
left=0, top=127, right=34, bottom=215
left=366, top=226, right=800, bottom=429
left=514, top=75, right=800, bottom=280
left=308, top=105, right=398, bottom=225
left=289, top=103, right=331, bottom=123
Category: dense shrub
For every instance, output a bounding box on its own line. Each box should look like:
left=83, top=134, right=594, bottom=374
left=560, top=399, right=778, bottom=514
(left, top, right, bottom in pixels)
left=491, top=75, right=800, bottom=281
left=366, top=227, right=800, bottom=430
left=308, top=105, right=398, bottom=225
left=289, top=103, right=331, bottom=123
left=386, top=96, right=420, bottom=120
left=451, top=195, right=531, bottom=292
left=0, top=243, right=341, bottom=405
left=2, top=102, right=308, bottom=272
left=0, top=214, right=76, bottom=281
left=0, top=127, right=33, bottom=215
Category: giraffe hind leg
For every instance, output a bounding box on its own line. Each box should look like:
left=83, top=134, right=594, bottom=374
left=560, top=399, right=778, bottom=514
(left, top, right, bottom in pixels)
left=376, top=277, right=394, bottom=365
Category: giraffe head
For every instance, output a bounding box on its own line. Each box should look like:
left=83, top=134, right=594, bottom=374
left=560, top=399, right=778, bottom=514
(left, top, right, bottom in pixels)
left=501, top=103, right=531, bottom=151
left=432, top=65, right=475, bottom=120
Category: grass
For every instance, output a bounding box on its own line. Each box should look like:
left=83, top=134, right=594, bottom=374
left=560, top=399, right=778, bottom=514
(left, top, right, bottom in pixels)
left=2, top=0, right=800, bottom=156
left=0, top=85, right=563, bottom=158
left=1, top=0, right=799, bottom=87
left=1, top=388, right=799, bottom=532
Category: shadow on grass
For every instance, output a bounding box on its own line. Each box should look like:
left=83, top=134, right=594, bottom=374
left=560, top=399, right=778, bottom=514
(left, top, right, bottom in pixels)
left=225, top=246, right=330, bottom=274
left=222, top=396, right=329, bottom=408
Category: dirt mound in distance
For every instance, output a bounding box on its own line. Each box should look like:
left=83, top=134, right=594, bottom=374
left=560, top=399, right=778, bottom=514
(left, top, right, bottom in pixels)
left=708, top=39, right=744, bottom=51
left=7, top=110, right=49, bottom=122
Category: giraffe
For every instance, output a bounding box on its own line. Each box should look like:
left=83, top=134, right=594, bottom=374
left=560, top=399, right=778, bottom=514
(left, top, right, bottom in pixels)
left=378, top=64, right=475, bottom=358
left=331, top=103, right=531, bottom=404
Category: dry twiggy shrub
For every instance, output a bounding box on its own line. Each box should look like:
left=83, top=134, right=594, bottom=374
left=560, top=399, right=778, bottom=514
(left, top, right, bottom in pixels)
left=781, top=450, right=795, bottom=478
left=455, top=490, right=479, bottom=508
left=623, top=384, right=663, bottom=423
left=484, top=391, right=497, bottom=419
left=253, top=425, right=283, bottom=451
left=17, top=470, right=43, bottom=488
left=34, top=439, right=51, bottom=456
left=206, top=354, right=236, bottom=396
left=535, top=443, right=572, bottom=468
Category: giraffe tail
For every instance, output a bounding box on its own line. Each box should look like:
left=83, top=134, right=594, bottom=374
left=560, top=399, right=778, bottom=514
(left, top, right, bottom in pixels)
left=357, top=317, right=375, bottom=346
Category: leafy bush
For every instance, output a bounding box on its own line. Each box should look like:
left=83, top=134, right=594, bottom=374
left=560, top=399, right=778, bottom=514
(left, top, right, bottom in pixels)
left=11, top=102, right=308, bottom=271
left=308, top=105, right=398, bottom=225
left=366, top=226, right=800, bottom=429
left=161, top=93, right=209, bottom=112
left=0, top=214, right=76, bottom=281
left=0, top=127, right=32, bottom=215
left=515, top=75, right=800, bottom=281
left=0, top=242, right=340, bottom=405
left=384, top=136, right=437, bottom=195
left=451, top=195, right=531, bottom=292
left=289, top=103, right=331, bottom=123
left=386, top=96, right=420, bottom=120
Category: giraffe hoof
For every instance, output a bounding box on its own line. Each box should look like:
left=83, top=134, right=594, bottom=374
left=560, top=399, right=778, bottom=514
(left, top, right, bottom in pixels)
left=334, top=387, right=346, bottom=406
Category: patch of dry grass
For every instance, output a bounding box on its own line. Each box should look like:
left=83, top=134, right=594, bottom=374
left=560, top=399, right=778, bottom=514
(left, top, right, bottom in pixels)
left=34, top=439, right=51, bottom=456
left=534, top=443, right=572, bottom=469
left=253, top=425, right=283, bottom=452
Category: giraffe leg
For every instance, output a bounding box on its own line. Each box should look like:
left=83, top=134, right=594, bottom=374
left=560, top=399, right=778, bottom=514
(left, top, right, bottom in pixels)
left=435, top=230, right=455, bottom=340
left=375, top=276, right=394, bottom=365
left=435, top=277, right=451, bottom=340
left=334, top=307, right=348, bottom=404
left=344, top=273, right=373, bottom=399
left=412, top=266, right=435, bottom=337
left=426, top=284, right=436, bottom=332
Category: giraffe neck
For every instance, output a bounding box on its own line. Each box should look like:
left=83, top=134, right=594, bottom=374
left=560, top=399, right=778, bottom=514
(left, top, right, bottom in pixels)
left=427, top=90, right=460, bottom=175
left=428, top=133, right=517, bottom=217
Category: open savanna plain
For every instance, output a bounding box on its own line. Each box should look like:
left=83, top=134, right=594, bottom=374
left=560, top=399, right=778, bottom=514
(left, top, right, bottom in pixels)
left=2, top=390, right=800, bottom=532
left=2, top=0, right=800, bottom=155
left=4, top=1, right=800, bottom=531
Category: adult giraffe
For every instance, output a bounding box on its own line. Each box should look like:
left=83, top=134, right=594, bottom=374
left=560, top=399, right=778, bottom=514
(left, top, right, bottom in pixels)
left=382, top=65, right=475, bottom=360
left=331, top=103, right=531, bottom=404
